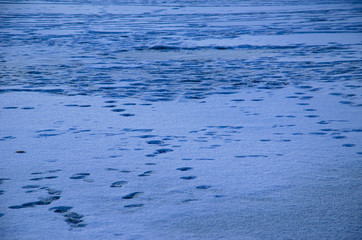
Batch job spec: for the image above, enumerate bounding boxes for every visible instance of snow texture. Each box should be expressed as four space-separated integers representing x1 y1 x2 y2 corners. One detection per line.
0 0 361 239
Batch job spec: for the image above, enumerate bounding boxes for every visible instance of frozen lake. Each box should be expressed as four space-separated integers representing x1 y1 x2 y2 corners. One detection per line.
0 0 361 239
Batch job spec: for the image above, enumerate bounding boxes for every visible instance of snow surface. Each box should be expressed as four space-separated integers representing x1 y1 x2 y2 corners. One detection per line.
0 0 361 239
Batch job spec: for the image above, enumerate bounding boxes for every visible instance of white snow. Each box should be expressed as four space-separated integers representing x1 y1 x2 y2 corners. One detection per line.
1 79 361 239
0 0 361 239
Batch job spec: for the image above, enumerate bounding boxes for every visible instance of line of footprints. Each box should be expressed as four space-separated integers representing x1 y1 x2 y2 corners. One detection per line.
5 164 212 229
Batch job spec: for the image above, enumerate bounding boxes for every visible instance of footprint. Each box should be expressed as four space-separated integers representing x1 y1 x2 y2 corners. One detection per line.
138 135 157 139
176 167 193 171
146 140 164 145
9 196 60 209
317 120 330 125
299 96 313 100
214 195 224 198
319 128 334 132
30 172 43 175
339 101 353 105
120 113 135 117
70 173 90 180
138 171 153 177
0 136 16 141
195 158 214 161
309 132 327 135
122 192 143 199
105 168 119 171
182 199 198 203
9 202 39 209
49 206 73 213
47 170 62 174
180 176 197 180
112 109 125 112
50 208 87 228
297 103 309 106
0 178 10 185
332 136 346 139
305 115 319 118
110 181 127 188
124 204 144 208
42 187 62 196
44 176 58 179
22 185 41 189
235 155 268 158
154 149 173 154
29 177 44 181
329 92 343 96
63 212 87 228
